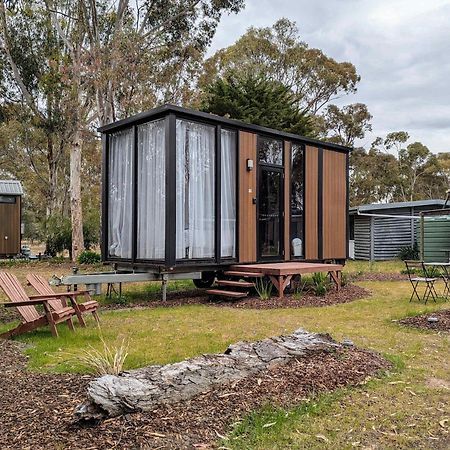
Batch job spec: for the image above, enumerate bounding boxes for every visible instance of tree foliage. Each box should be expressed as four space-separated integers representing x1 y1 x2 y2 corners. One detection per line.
199 18 360 115
200 73 313 136
350 134 449 206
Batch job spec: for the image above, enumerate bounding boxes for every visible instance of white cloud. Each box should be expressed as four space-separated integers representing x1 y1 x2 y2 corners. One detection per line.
211 0 450 152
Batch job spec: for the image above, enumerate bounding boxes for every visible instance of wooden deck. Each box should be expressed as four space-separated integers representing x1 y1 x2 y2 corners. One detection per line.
230 262 344 299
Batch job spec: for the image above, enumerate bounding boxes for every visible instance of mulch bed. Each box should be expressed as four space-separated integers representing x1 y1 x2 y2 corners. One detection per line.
0 339 390 450
101 283 370 312
399 309 450 332
350 272 408 282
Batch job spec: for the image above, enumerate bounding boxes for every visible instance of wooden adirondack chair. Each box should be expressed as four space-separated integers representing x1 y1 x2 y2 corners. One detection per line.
0 272 75 339
27 274 99 327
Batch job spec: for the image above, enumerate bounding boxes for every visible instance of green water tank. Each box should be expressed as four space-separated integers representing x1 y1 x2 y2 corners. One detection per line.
419 216 450 262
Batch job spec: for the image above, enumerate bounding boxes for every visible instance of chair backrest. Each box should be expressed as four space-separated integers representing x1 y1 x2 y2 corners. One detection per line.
26 274 65 311
404 260 425 280
0 272 41 323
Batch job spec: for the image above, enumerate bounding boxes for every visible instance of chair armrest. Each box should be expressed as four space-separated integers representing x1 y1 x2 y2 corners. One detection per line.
0 299 50 307
61 290 91 297
28 293 71 300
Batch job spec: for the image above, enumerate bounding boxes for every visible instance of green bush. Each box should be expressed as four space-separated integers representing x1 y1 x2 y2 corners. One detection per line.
397 244 419 261
311 272 331 296
42 212 101 258
78 250 101 264
254 278 273 300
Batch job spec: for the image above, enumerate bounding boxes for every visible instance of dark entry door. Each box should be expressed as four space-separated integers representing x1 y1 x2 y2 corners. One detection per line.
258 167 283 260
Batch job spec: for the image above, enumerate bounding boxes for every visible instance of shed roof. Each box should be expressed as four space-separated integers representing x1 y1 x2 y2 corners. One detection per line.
98 104 352 153
350 199 446 214
0 180 24 196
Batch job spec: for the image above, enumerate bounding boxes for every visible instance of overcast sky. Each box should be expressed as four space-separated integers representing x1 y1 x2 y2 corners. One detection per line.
209 0 450 153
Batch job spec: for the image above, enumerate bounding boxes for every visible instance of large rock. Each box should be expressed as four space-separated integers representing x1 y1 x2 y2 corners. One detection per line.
75 328 338 421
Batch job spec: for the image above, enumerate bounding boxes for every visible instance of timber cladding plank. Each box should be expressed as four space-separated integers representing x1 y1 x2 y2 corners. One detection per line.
238 131 257 262
304 146 318 260
322 150 347 259
0 199 20 255
284 141 291 261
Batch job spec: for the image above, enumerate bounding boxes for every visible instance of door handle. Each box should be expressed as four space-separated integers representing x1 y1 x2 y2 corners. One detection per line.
252 197 257 205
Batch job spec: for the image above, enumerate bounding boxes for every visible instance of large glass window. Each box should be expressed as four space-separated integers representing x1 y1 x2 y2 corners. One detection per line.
137 119 166 260
258 136 283 165
108 128 134 258
290 143 304 257
176 120 215 259
221 129 237 258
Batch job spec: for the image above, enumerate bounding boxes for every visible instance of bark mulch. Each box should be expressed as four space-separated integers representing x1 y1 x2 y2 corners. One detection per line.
350 272 408 282
0 339 389 450
399 309 450 332
102 284 370 312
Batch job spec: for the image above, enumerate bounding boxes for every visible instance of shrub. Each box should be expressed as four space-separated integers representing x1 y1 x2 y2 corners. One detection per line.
76 336 129 375
254 278 273 300
397 243 419 261
77 250 101 264
311 272 331 296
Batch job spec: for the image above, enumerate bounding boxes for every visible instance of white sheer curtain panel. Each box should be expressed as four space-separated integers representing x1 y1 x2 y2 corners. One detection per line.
176 120 215 259
137 120 166 259
108 128 134 258
221 129 237 258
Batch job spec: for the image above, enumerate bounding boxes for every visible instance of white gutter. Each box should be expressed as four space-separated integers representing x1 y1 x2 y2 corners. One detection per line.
356 211 420 220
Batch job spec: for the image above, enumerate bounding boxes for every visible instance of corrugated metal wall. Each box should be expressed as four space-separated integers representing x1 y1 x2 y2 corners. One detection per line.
372 207 413 260
353 204 446 260
354 216 371 260
420 216 450 262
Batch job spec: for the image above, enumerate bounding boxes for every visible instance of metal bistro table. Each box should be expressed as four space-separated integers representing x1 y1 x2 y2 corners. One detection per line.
424 262 450 299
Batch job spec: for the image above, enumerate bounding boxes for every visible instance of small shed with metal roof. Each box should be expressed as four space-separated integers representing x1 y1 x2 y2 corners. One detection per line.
0 180 23 256
349 199 447 260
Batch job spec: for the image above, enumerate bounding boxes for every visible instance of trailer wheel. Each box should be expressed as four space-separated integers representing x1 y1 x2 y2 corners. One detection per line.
193 272 215 288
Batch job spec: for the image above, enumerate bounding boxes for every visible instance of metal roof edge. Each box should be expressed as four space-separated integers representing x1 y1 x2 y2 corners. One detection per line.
97 104 352 153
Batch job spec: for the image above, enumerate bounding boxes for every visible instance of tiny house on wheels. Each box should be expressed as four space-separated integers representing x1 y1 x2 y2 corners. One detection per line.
0 180 23 257
99 105 350 286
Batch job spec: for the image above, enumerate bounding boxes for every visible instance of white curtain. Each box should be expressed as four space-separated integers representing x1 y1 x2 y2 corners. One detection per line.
176 120 215 259
221 129 236 258
108 128 134 258
137 120 166 259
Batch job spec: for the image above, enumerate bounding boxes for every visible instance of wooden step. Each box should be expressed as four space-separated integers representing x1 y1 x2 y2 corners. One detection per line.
206 289 248 298
224 271 264 278
217 280 254 288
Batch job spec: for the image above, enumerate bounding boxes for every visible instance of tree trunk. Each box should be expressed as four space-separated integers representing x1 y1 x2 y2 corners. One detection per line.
70 128 84 261
47 136 58 217
75 329 339 421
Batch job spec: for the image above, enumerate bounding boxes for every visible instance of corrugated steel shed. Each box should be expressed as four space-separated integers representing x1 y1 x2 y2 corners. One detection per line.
0 180 23 196
350 200 447 260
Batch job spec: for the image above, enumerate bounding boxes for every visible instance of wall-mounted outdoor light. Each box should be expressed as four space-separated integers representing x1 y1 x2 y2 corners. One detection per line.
246 158 254 171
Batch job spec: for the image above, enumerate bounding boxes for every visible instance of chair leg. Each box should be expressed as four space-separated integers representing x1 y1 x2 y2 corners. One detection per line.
92 310 100 324
66 317 75 331
410 281 421 302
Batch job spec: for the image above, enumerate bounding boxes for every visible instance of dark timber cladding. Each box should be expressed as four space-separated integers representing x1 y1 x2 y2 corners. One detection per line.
0 180 23 256
99 104 351 271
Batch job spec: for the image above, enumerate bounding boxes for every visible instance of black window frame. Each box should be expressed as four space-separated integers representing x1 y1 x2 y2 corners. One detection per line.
290 142 306 260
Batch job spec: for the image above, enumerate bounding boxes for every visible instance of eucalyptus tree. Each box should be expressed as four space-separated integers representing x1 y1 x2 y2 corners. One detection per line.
1 0 243 259
200 18 360 115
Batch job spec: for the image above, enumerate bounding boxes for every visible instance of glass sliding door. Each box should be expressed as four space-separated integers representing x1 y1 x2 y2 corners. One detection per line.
136 119 166 260
108 128 134 258
221 129 237 258
290 143 304 258
176 119 215 260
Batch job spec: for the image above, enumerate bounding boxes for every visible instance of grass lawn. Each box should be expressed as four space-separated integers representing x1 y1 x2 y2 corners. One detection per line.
0 260 449 448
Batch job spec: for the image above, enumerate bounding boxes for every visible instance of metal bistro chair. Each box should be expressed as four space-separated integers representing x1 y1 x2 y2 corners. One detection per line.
404 260 438 304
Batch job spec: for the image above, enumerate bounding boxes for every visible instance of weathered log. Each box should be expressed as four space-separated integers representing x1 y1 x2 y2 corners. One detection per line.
75 328 339 421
